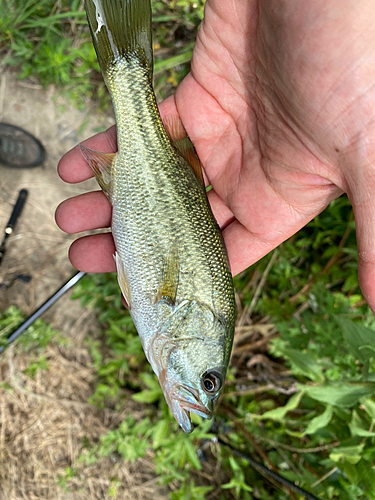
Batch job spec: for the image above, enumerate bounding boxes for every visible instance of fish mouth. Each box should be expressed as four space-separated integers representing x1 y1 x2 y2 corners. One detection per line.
170 384 212 433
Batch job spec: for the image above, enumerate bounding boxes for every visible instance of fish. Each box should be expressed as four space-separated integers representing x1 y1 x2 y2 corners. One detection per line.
82 0 235 433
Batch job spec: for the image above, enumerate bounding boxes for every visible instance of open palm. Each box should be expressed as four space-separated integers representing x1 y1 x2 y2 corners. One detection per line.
56 0 375 311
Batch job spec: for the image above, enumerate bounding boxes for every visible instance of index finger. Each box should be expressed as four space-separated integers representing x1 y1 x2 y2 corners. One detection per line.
58 125 117 183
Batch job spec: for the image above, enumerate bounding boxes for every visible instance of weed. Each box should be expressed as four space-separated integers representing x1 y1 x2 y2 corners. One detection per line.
0 305 64 386
0 0 203 106
23 355 49 378
64 193 375 499
0 305 62 351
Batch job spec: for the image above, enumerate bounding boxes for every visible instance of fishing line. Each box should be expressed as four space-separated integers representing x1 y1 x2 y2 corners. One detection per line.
217 437 322 500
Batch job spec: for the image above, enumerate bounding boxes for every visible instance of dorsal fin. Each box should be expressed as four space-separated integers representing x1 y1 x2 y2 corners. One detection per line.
162 115 204 186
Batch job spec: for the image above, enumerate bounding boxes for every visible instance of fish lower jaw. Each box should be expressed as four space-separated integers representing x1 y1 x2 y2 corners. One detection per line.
175 402 212 434
179 408 194 434
171 386 212 433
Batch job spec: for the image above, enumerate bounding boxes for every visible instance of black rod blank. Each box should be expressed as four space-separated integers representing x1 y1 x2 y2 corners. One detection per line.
218 438 322 500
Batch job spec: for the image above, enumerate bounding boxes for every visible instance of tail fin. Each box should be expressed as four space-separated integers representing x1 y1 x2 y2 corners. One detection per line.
84 0 153 74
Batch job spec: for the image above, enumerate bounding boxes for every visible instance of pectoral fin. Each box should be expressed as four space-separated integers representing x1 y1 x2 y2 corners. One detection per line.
162 115 204 186
156 244 179 306
80 144 116 202
114 252 131 309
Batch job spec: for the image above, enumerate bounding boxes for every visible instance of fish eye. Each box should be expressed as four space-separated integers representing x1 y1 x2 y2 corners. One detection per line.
201 371 222 395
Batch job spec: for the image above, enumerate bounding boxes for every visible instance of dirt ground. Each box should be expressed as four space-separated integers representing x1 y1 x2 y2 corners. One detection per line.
0 71 168 500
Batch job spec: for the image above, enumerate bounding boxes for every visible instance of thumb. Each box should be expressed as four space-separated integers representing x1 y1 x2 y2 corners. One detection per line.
158 95 179 121
350 191 375 313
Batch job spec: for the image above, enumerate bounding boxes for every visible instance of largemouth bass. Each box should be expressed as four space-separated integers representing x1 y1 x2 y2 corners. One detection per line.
83 0 235 432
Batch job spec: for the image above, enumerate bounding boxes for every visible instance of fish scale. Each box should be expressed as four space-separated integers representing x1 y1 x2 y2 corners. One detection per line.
110 62 227 319
83 0 235 432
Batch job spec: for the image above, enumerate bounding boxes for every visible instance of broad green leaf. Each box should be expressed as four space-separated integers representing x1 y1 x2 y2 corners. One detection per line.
362 398 375 420
154 46 194 74
349 295 364 307
139 372 160 390
152 419 170 449
330 443 365 465
335 316 375 363
304 383 375 408
280 348 324 382
221 479 239 490
221 475 252 494
229 456 240 472
304 405 333 435
349 410 375 437
340 462 359 485
191 413 203 425
132 373 163 403
132 388 162 404
183 439 201 470
261 391 304 420
342 274 359 293
285 429 304 438
357 459 375 495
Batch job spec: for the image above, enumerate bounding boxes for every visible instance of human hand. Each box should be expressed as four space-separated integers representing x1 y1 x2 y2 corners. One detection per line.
56 0 375 311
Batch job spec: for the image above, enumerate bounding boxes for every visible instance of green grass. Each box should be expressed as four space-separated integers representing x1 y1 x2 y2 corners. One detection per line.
66 196 375 500
0 0 203 107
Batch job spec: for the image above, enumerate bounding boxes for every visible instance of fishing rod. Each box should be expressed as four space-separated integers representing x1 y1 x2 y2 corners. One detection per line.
217 437 322 500
0 188 28 267
0 271 85 354
0 189 86 352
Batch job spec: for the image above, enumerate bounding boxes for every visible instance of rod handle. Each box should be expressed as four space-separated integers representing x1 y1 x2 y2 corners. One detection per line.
6 189 28 233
